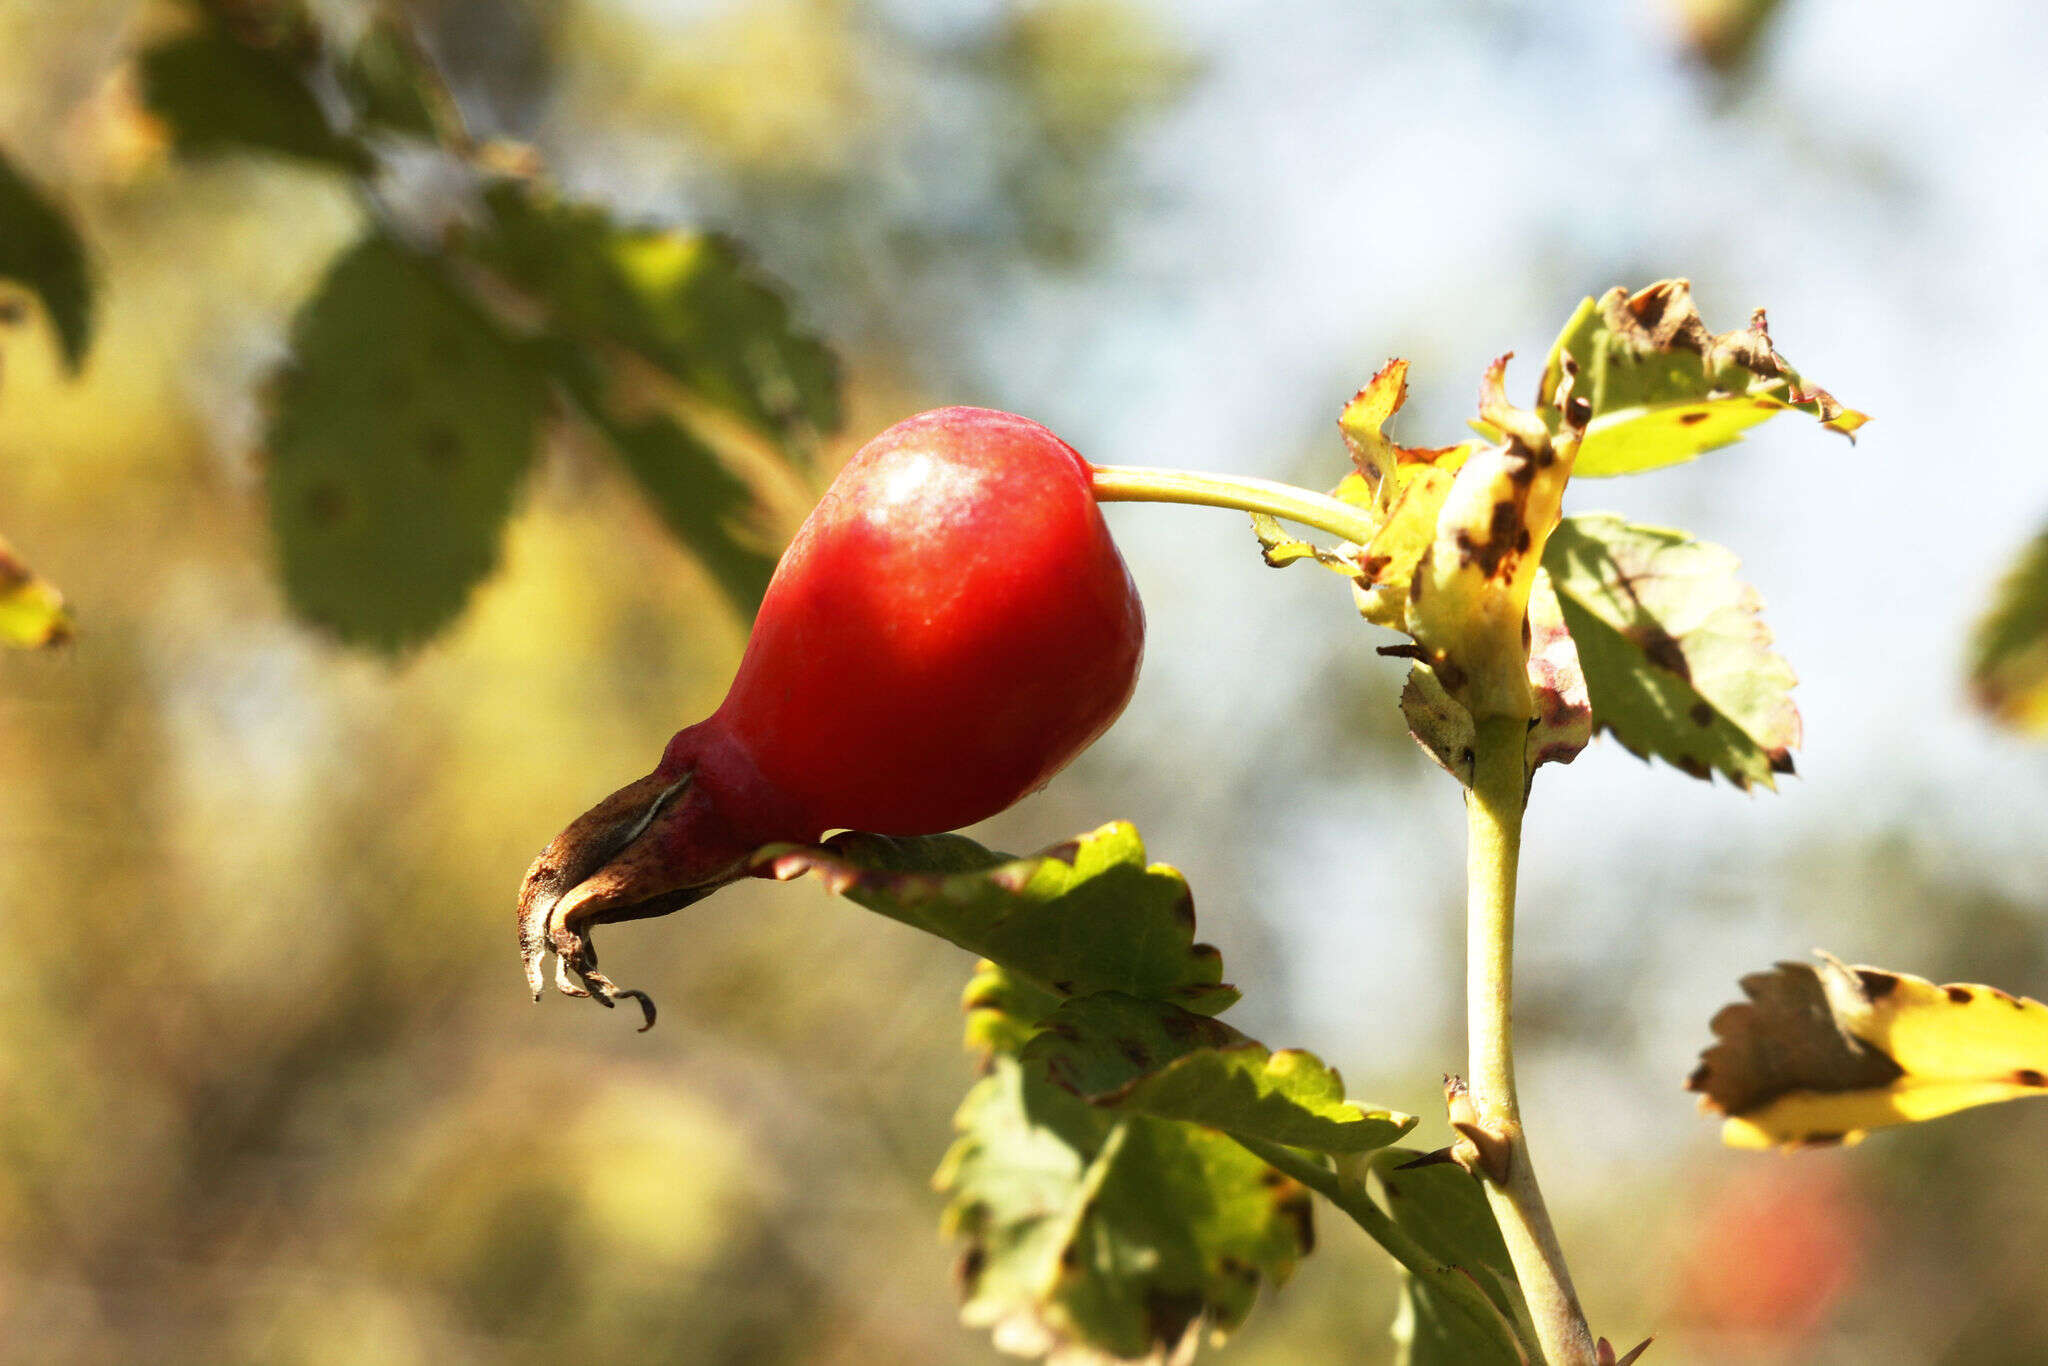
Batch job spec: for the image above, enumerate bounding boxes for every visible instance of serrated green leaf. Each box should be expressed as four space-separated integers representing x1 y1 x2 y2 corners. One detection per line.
139 19 374 173
938 967 1312 1364
338 13 457 142
756 822 1238 1016
1539 281 1865 477
1021 992 1414 1154
0 149 93 372
1543 513 1798 790
267 233 548 652
469 184 840 459
1969 524 2048 734
0 535 73 648
1369 1150 1531 1366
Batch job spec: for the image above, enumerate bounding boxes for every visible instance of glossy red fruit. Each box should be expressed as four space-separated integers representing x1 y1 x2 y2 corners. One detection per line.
519 406 1144 1024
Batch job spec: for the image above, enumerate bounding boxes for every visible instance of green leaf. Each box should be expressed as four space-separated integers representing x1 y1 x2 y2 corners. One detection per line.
552 353 779 619
469 183 840 459
1543 513 1799 790
1021 991 1414 1154
1969 523 2048 734
1539 280 1866 477
1369 1150 1531 1366
0 535 73 648
938 967 1312 1364
139 17 374 173
267 233 549 652
0 149 93 371
338 13 458 142
755 822 1238 1016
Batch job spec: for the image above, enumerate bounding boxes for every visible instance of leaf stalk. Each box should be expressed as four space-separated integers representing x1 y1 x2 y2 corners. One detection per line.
1088 464 1378 546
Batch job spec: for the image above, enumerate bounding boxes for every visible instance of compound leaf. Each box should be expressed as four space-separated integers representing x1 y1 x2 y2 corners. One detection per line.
939 965 1312 1364
1969 523 2048 734
1540 280 1865 477
267 233 549 652
755 822 1238 1016
0 535 72 648
0 148 93 371
139 15 373 173
1369 1150 1531 1366
1543 513 1798 790
1690 953 2048 1149
1021 991 1414 1154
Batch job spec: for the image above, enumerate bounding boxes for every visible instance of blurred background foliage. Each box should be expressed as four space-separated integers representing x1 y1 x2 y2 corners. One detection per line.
5 0 2048 1363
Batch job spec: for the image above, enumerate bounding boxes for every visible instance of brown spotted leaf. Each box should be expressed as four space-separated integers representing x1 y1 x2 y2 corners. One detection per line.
755 821 1238 1017
1543 513 1798 790
1969 522 2048 734
939 966 1314 1365
1402 568 1589 786
0 534 72 648
1020 991 1414 1154
1690 953 2048 1149
1536 280 1865 478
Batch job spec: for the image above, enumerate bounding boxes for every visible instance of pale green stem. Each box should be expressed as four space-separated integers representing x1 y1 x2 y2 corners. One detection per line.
1468 714 1597 1366
1089 464 1379 545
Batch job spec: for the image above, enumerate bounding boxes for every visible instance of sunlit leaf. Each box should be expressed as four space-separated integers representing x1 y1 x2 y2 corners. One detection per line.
469 183 840 460
1368 1149 1531 1366
267 233 549 652
553 355 778 618
755 822 1238 1016
1538 280 1865 477
0 535 73 648
1969 524 2048 734
1690 953 2048 1149
1020 991 1414 1154
0 148 93 372
138 16 373 173
939 965 1312 1364
1543 513 1798 790
1401 568 1589 786
338 13 457 142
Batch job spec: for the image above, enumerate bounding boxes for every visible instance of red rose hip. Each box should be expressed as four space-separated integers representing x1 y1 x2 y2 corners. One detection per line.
518 406 1145 1024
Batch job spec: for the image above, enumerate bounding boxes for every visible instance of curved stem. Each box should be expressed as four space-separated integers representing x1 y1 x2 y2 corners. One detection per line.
1089 464 1379 545
1467 714 1597 1366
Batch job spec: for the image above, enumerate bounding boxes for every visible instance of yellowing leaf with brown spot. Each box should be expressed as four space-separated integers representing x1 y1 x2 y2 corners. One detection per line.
1539 281 1866 478
0 535 72 648
1690 953 2048 1149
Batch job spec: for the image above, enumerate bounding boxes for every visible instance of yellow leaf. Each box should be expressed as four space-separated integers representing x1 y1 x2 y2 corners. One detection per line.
0 534 72 648
1690 953 2048 1150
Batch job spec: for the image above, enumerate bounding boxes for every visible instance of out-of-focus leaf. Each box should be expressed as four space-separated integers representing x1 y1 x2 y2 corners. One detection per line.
1538 280 1865 477
554 357 778 618
939 965 1312 1364
469 184 840 459
1020 991 1414 1154
1369 1149 1531 1366
1690 953 2048 1149
1543 513 1798 790
1402 568 1589 785
138 15 373 172
267 233 549 652
755 822 1237 1016
339 13 457 142
0 149 93 372
1672 0 1786 74
0 535 73 648
1969 524 2048 734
